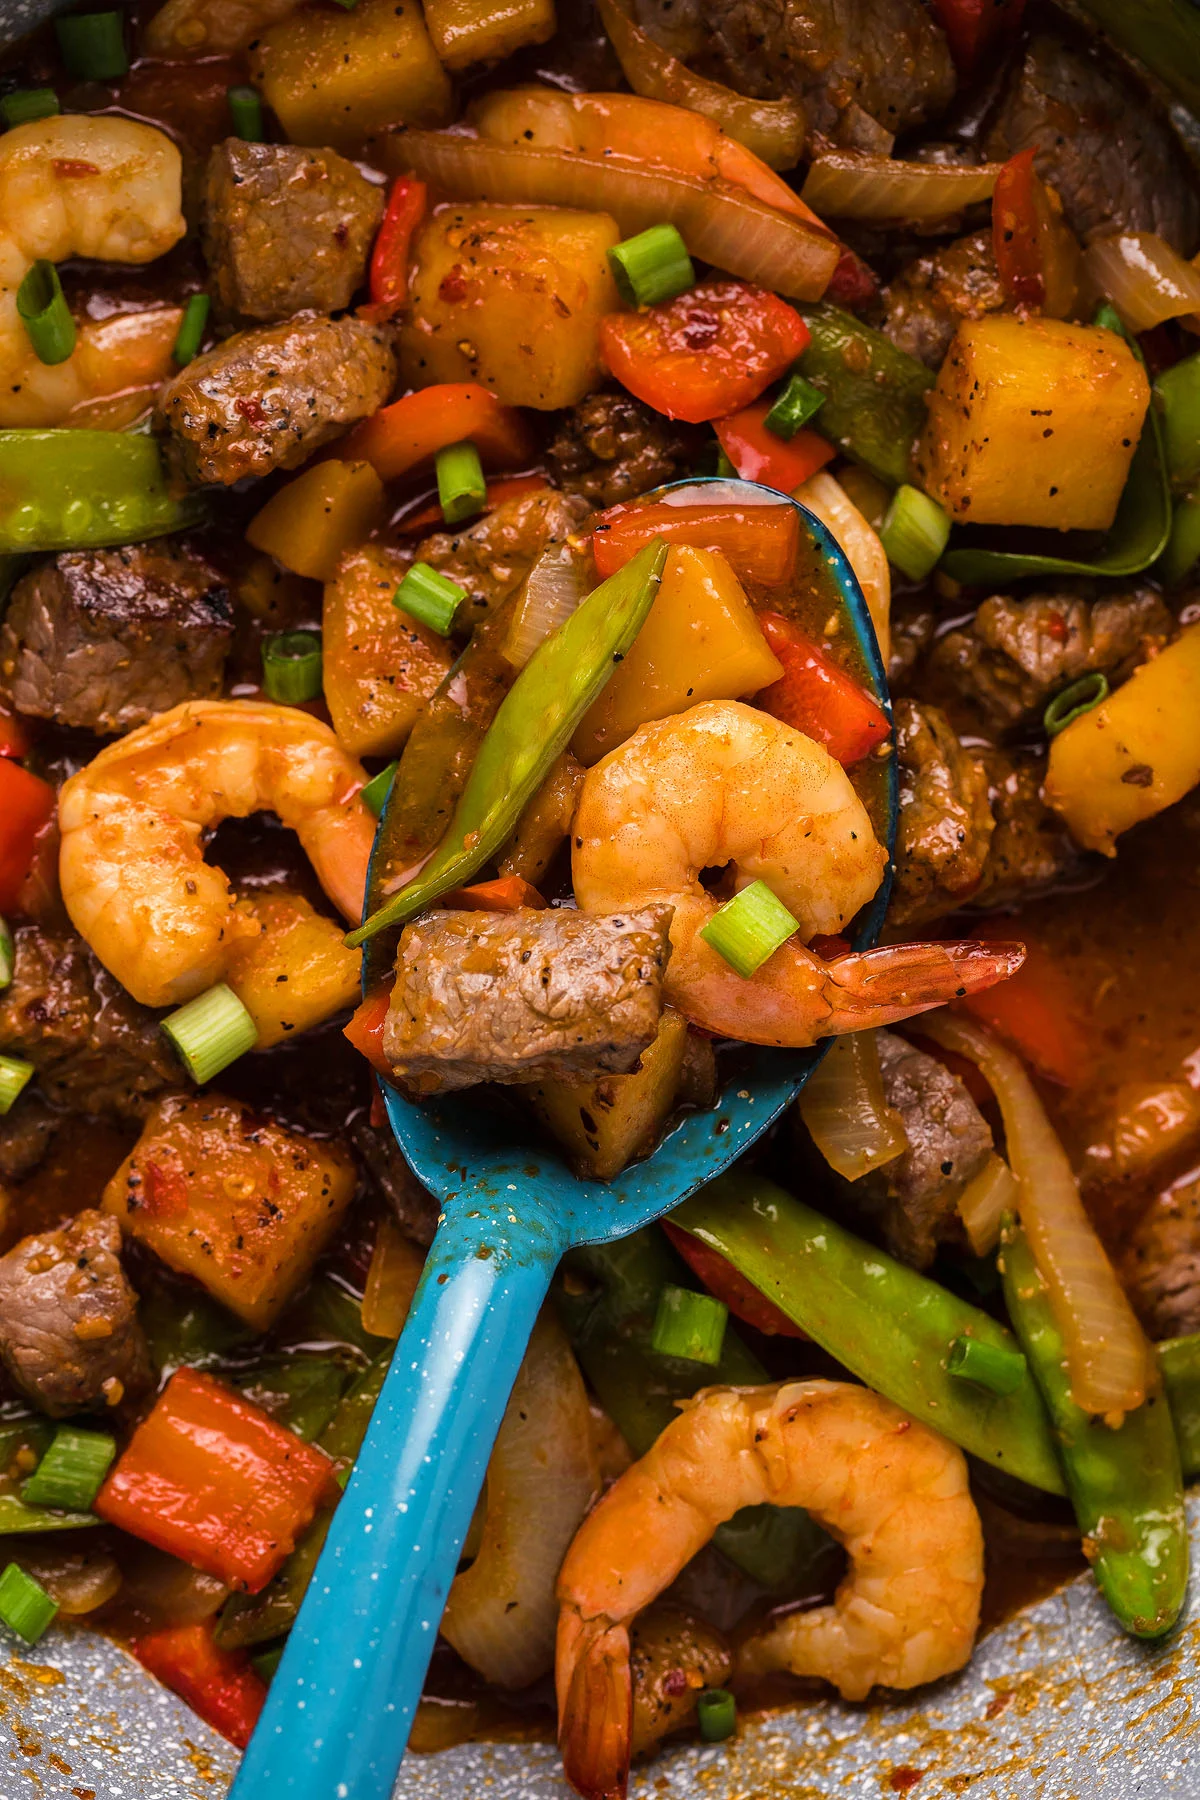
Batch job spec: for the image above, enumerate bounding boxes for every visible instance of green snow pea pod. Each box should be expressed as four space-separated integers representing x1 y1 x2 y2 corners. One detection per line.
0 430 203 553
1160 1332 1200 1480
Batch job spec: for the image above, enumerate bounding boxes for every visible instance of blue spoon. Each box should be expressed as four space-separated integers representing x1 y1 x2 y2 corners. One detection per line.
229 478 897 1800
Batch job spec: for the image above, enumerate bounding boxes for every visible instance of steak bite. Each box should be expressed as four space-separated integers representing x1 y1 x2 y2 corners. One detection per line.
155 312 395 486
384 905 674 1094
546 392 700 509
881 233 1007 371
1123 1173 1200 1340
203 139 384 323
888 699 994 929
0 1209 152 1416
0 544 233 736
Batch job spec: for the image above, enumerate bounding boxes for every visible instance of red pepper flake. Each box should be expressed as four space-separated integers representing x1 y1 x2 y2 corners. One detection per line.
235 396 268 428
52 158 100 178
142 1158 188 1220
438 266 470 305
888 1769 926 1793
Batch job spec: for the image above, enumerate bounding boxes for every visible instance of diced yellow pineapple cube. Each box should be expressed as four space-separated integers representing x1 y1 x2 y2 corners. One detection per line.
323 543 455 758
424 0 555 70
524 1009 688 1180
224 891 359 1048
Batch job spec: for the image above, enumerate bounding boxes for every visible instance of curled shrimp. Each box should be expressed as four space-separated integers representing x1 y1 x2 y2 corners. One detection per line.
572 699 1022 1045
556 1380 983 1800
0 116 186 428
58 700 375 1009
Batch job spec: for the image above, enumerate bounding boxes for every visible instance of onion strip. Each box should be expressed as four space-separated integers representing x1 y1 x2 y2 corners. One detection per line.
796 1031 907 1181
385 131 840 302
503 540 589 670
1083 232 1200 334
597 0 806 171
801 153 1002 222
920 1010 1148 1418
955 1150 1018 1256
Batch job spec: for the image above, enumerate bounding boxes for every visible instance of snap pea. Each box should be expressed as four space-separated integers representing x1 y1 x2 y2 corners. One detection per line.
793 304 932 488
1160 1333 1200 1480
670 1171 1065 1496
1076 0 1200 116
1000 1218 1187 1638
233 1354 356 1444
0 430 203 553
348 539 667 948
1155 352 1200 494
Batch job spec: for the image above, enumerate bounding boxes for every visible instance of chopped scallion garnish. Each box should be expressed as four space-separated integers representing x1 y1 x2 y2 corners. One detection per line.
54 10 128 79
714 448 737 480
1043 672 1109 738
435 441 486 526
227 84 264 142
608 223 695 309
173 293 211 366
360 760 398 818
0 1563 57 1643
879 483 951 583
946 1334 1027 1397
22 1426 115 1513
0 1056 33 1116
0 88 59 129
650 1284 728 1365
696 1687 737 1742
262 630 323 704
0 918 12 992
699 880 799 979
16 261 75 367
765 372 825 440
394 562 466 636
162 984 258 1084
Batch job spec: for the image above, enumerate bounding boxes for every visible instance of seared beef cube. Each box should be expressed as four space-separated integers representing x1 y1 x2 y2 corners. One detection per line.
985 31 1200 251
384 905 673 1094
413 488 589 627
881 233 1007 371
889 700 994 929
928 589 1173 734
546 393 699 509
0 1095 60 1184
847 1031 992 1270
973 747 1079 912
203 140 384 323
0 1210 152 1416
1122 1173 1200 1340
0 926 175 1122
0 544 232 736
155 312 395 486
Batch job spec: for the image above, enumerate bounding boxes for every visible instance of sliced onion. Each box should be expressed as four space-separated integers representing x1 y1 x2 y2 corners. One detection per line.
17 1544 122 1616
597 0 806 171
793 470 891 663
361 1215 425 1338
1083 232 1200 334
919 1011 1148 1419
503 541 590 670
955 1150 1018 1257
797 1030 907 1181
800 153 1002 222
441 1310 598 1689
386 132 840 302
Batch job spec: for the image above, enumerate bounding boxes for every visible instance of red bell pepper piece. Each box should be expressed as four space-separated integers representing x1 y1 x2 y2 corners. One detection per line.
825 246 879 310
714 399 835 494
930 0 1026 75
396 474 549 537
132 1621 266 1749
591 500 799 587
754 612 889 767
342 383 537 484
366 175 427 320
959 923 1090 1089
661 1221 806 1338
344 987 392 1075
95 1369 335 1594
991 148 1080 318
441 875 546 912
0 703 28 759
600 278 810 424
0 760 55 914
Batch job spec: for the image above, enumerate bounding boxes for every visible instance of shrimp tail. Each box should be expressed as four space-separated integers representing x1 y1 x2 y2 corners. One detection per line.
556 1606 633 1800
817 939 1026 1035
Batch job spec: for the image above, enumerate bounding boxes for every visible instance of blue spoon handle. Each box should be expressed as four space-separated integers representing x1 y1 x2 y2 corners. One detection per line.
229 1196 567 1800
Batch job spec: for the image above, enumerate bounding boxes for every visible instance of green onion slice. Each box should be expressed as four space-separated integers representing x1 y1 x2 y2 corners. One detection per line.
173 293 211 367
0 918 12 992
360 760 398 818
696 1687 737 1743
0 88 59 129
435 441 486 527
162 983 258 1085
394 562 466 636
227 84 264 142
608 223 695 309
0 1563 58 1644
0 1056 33 1116
946 1333 1028 1397
765 371 825 440
1043 672 1110 738
699 880 799 979
879 483 951 583
650 1284 728 1366
16 262 76 368
54 10 128 79
22 1426 115 1512
262 630 322 704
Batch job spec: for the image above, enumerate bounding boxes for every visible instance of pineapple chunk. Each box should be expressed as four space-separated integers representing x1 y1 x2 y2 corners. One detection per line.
524 1009 688 1180
399 204 620 409
916 316 1149 531
103 1094 356 1330
224 891 360 1049
249 0 452 152
572 546 783 765
424 0 555 69
323 543 455 758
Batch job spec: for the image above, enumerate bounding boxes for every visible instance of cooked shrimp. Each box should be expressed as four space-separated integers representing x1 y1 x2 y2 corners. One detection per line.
572 699 1022 1045
0 116 186 428
556 1380 983 1800
58 700 375 1009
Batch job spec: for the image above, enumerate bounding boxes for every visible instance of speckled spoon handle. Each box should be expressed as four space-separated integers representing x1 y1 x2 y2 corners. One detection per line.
228 1189 567 1800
